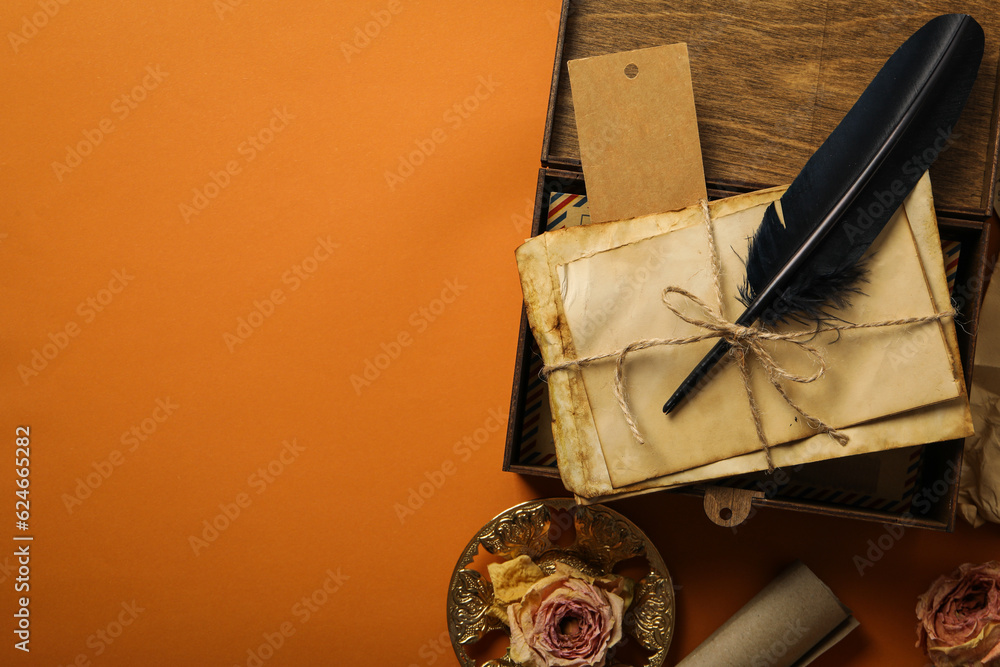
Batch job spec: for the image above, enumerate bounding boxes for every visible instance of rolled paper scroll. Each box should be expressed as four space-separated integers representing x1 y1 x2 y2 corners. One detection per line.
677 561 857 667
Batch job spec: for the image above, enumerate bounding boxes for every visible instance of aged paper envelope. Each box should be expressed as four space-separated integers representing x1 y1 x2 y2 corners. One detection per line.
517 174 972 498
563 186 957 485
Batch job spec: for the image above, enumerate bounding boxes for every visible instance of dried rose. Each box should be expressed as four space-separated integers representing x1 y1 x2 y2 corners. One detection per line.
917 561 1000 666
503 562 631 667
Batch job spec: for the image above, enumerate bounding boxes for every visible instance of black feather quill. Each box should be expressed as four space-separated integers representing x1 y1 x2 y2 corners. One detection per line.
663 14 984 415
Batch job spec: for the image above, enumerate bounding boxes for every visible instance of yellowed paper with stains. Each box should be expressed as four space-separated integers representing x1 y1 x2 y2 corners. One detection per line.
516 174 972 498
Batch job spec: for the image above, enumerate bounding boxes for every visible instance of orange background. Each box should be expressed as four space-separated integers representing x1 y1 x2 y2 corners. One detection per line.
2 1 999 665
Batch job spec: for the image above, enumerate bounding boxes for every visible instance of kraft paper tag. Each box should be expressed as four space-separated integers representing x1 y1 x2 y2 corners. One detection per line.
568 44 707 223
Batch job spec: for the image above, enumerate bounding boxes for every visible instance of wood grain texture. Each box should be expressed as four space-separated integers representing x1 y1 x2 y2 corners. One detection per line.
702 486 762 526
545 0 1000 216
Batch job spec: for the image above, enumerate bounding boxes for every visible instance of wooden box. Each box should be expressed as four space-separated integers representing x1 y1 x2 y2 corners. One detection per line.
503 0 1000 530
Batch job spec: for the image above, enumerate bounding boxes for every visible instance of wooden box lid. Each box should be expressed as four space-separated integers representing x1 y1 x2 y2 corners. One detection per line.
543 0 1000 218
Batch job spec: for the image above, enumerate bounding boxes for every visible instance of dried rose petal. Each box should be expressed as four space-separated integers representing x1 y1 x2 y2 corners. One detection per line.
489 555 548 604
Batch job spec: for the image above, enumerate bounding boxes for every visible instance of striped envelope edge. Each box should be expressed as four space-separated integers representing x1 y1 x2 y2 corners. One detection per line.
518 193 592 469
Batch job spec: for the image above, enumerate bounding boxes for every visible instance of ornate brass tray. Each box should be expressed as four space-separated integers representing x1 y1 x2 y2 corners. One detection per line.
446 498 673 666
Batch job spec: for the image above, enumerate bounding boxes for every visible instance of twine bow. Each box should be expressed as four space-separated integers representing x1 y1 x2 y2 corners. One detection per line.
542 200 956 472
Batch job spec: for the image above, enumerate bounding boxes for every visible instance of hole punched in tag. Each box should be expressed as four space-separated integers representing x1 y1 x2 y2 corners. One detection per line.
624 63 639 79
